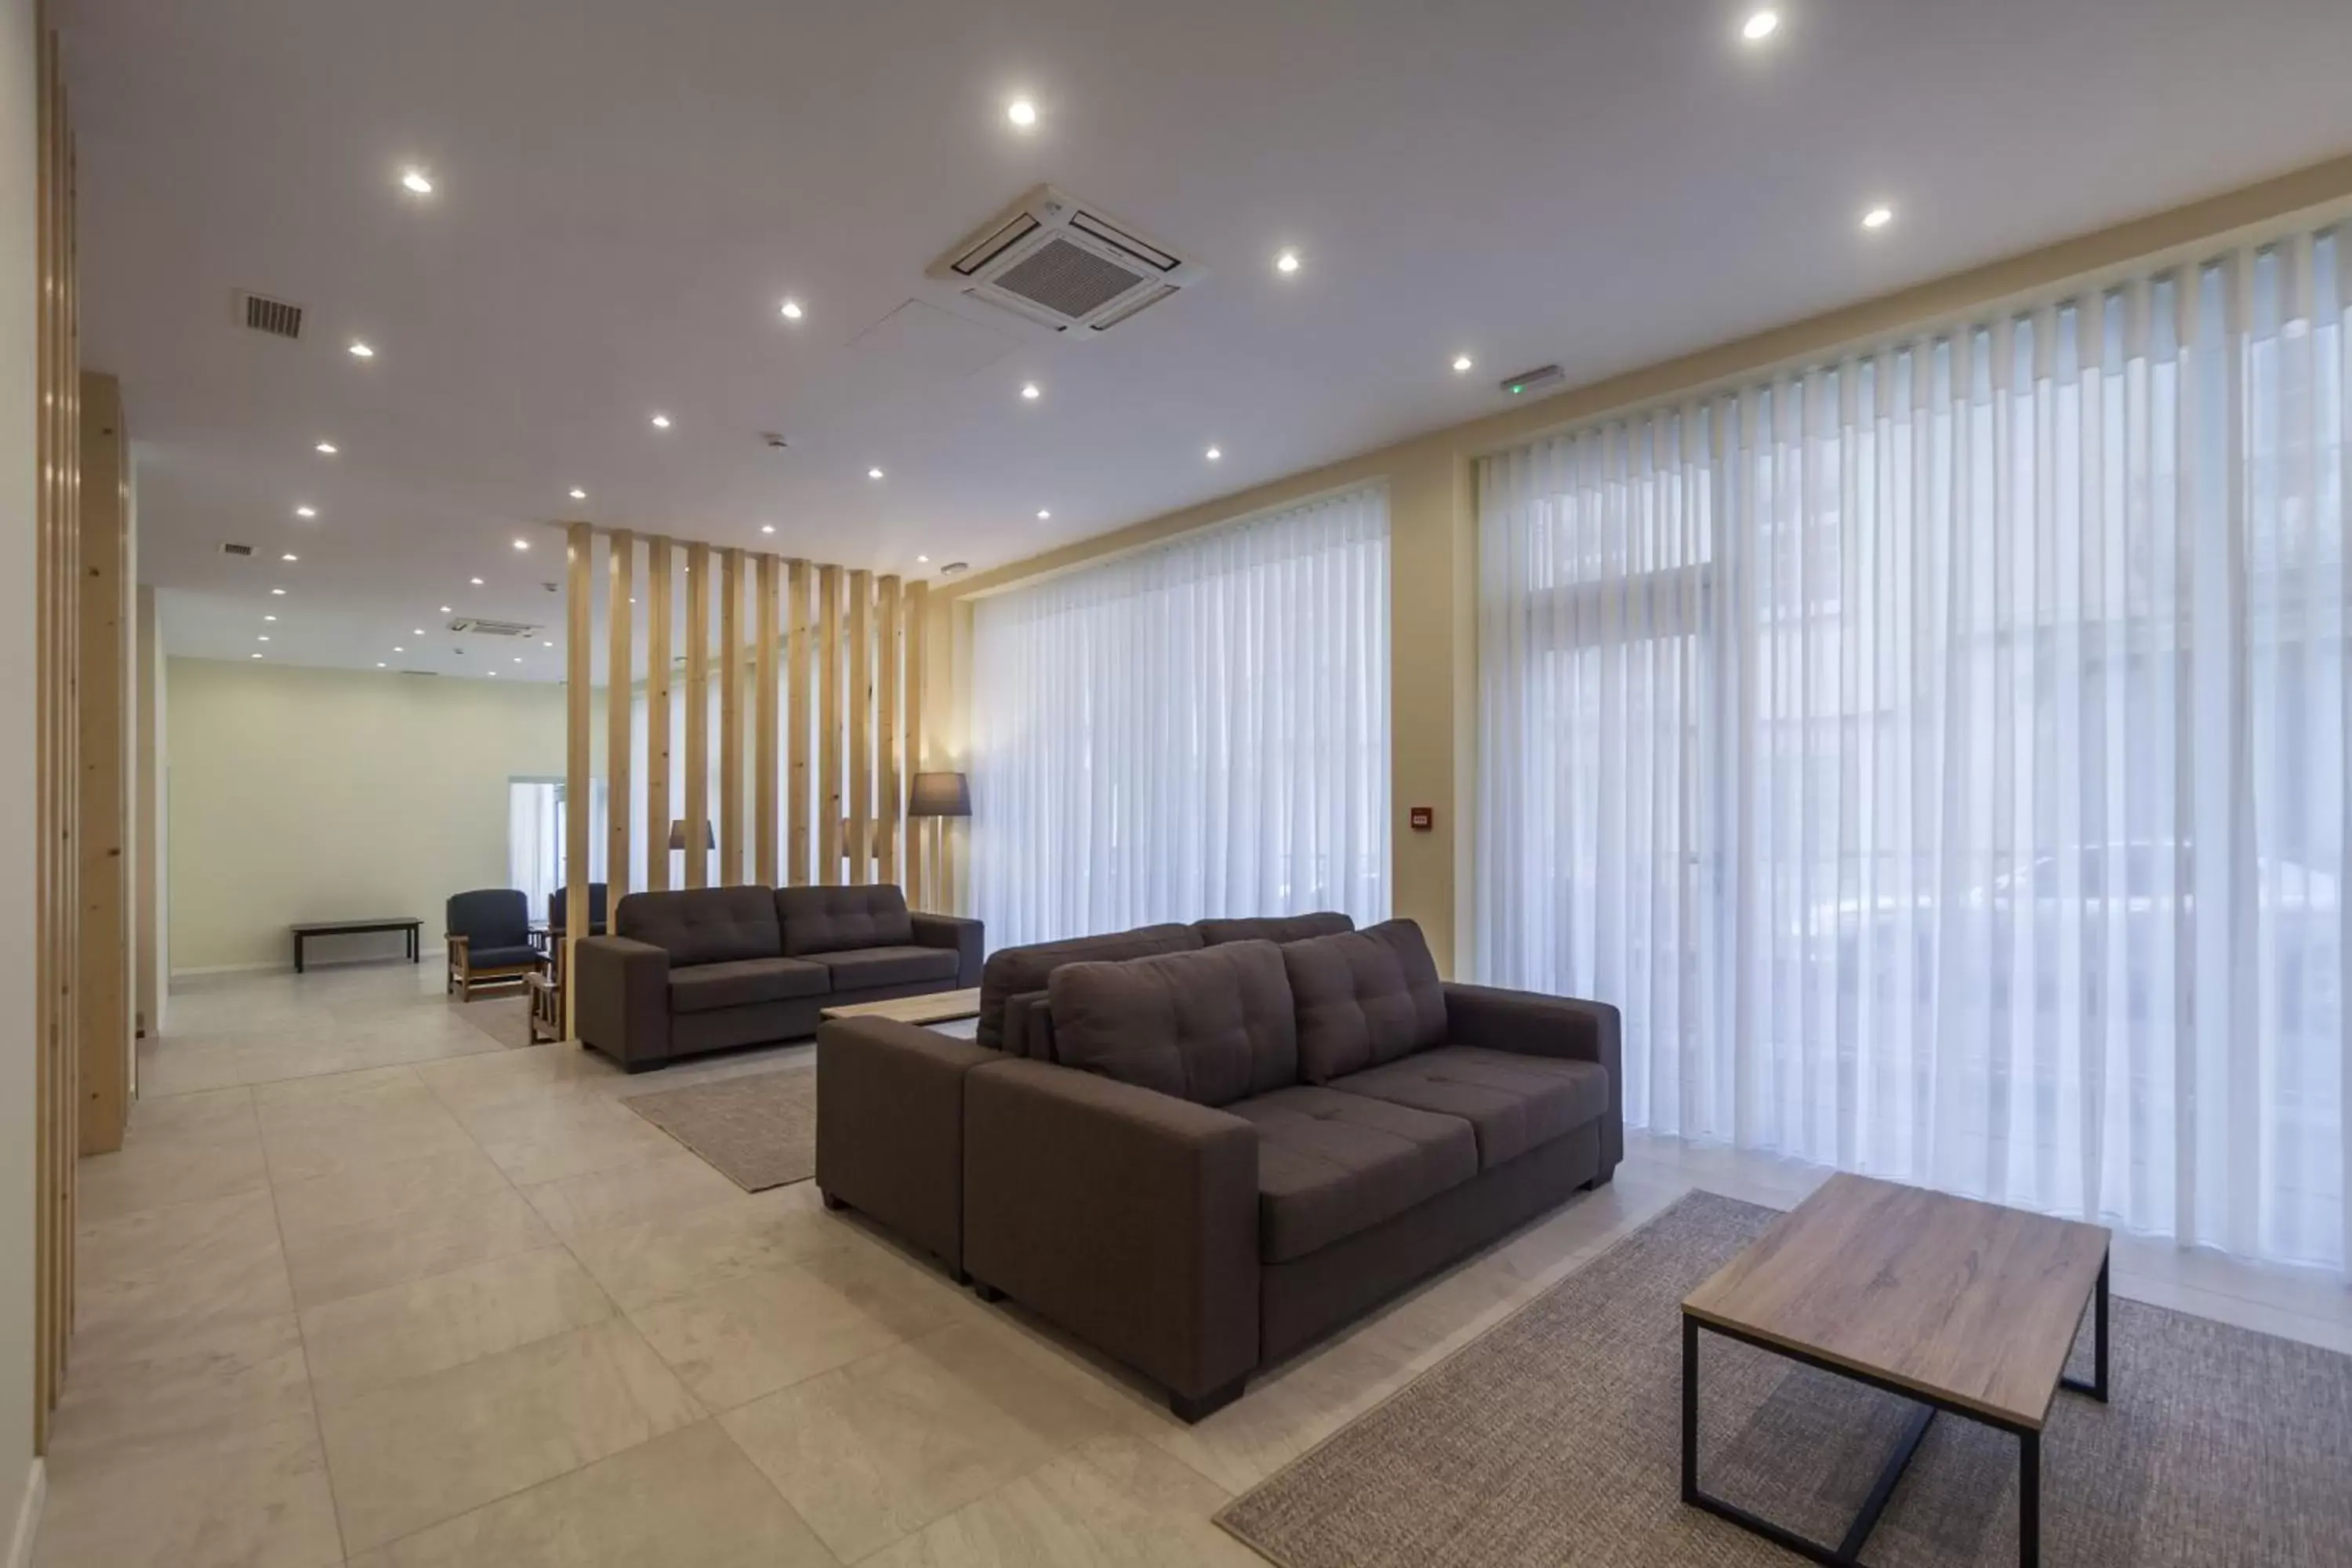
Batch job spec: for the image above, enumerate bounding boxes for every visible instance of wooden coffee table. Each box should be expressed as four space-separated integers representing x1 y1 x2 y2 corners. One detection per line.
819 986 981 1027
1681 1174 2110 1568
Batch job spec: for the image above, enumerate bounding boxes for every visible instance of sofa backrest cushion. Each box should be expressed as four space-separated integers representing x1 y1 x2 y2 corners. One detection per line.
1194 911 1356 946
975 923 1203 1051
1282 918 1448 1083
776 884 915 956
1047 940 1298 1107
615 886 781 968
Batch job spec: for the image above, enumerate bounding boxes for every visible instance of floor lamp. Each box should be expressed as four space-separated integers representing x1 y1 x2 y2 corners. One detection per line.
667 818 716 885
906 771 970 913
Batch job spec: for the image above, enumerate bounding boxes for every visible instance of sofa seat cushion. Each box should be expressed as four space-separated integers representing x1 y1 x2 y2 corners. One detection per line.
1047 941 1298 1109
462 942 541 970
1331 1047 1611 1170
1229 1087 1478 1263
1282 919 1450 1083
669 956 830 1014
822 944 961 992
778 884 916 956
616 886 782 967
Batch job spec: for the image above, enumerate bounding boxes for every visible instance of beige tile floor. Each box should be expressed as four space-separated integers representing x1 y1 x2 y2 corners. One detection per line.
42 963 2352 1566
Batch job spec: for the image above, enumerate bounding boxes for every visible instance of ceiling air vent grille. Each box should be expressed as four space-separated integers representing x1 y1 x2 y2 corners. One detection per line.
237 291 304 340
930 186 1203 336
447 618 540 638
220 542 255 557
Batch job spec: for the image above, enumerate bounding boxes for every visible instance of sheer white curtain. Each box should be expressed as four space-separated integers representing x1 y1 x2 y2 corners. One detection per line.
1478 225 2347 1271
974 484 1391 948
507 777 608 916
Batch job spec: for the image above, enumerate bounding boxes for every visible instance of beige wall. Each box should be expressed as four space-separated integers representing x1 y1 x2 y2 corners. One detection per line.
165 659 569 973
0 0 36 1544
930 151 2352 978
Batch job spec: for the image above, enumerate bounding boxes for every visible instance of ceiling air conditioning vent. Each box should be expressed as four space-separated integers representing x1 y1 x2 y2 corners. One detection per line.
930 186 1203 335
447 618 540 638
235 291 304 340
220 542 255 557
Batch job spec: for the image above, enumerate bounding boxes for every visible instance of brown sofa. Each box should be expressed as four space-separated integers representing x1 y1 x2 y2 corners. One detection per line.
814 912 1357 1283
574 883 981 1071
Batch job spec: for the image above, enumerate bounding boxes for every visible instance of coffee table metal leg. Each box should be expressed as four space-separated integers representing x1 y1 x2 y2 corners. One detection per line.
2019 1428 2040 1568
1681 1312 1699 1505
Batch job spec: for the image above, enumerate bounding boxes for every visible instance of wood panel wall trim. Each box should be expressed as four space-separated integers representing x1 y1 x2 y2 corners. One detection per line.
604 530 634 905
74 371 126 1156
683 541 710 889
753 554 779 886
563 524 592 1036
877 575 902 888
905 579 928 909
847 569 872 886
816 564 842 884
786 560 811 886
717 547 743 885
644 539 673 892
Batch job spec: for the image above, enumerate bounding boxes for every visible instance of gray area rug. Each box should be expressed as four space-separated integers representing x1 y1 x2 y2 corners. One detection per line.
455 995 534 1050
1219 1190 2352 1567
621 1068 815 1192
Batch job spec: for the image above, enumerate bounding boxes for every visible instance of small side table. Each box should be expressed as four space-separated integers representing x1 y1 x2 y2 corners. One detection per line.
527 971 564 1044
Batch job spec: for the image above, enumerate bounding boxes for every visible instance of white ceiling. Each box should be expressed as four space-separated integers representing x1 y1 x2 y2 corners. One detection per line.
62 0 2352 681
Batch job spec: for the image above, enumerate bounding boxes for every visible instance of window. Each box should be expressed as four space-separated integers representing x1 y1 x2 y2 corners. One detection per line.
507 777 606 917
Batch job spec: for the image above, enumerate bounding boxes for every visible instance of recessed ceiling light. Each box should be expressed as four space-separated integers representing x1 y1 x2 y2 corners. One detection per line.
281 552 297 562
1274 251 1301 276
513 656 522 663
513 539 529 551
867 466 885 480
1861 204 1895 230
1742 9 1780 42
251 652 263 659
916 554 930 564
263 615 276 622
400 168 434 195
294 504 316 518
779 299 804 321
1007 97 1037 127
568 486 586 501
760 524 775 534
650 413 672 430
412 628 424 636
486 670 497 678
439 605 452 613
256 635 270 642
1452 354 1475 373
1205 445 1222 461
314 441 338 456
1020 383 1040 401
271 587 287 596
394 646 405 654
347 340 375 359
1036 509 1051 520
470 576 484 586
377 662 387 669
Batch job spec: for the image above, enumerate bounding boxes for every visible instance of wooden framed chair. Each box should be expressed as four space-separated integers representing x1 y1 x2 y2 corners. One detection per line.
445 888 543 1000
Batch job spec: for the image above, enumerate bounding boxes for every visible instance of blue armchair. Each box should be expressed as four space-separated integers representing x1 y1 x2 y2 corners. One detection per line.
445 888 542 1000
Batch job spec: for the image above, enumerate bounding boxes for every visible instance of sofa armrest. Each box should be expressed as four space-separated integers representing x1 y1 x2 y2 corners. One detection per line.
1442 982 1622 1173
575 936 671 1069
999 989 1054 1059
909 913 985 987
964 1059 1258 1405
815 1018 994 1274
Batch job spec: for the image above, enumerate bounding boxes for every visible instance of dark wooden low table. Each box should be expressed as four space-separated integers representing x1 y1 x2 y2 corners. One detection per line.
1681 1174 2111 1568
290 916 423 974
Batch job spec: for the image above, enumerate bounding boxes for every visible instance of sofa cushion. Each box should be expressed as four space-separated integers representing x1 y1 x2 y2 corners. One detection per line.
1195 912 1356 946
975 923 1204 1051
616 887 782 967
1047 941 1298 1108
1331 1047 1610 1170
822 944 961 991
1282 919 1449 1083
777 884 916 956
668 955 830 1014
1229 1087 1478 1263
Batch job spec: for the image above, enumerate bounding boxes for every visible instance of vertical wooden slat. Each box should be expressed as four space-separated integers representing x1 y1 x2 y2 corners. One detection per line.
718 547 743 884
645 539 673 891
32 16 61 1436
75 371 127 1155
877 575 901 889
817 564 842 883
786 560 811 884
754 554 779 885
605 529 633 906
684 542 710 888
564 524 592 1036
904 579 929 909
847 569 872 885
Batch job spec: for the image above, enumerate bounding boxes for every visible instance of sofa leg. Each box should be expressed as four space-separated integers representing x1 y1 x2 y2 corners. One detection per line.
1587 1171 1614 1189
973 1282 1006 1305
1168 1375 1247 1425
951 1267 971 1287
819 1189 848 1212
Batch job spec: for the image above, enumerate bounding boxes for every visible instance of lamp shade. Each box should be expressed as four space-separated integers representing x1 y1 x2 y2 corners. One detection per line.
907 771 971 818
667 818 717 851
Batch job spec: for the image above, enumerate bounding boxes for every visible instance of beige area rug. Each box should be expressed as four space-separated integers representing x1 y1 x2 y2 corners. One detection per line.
453 994 535 1050
621 1068 815 1192
1218 1190 2352 1567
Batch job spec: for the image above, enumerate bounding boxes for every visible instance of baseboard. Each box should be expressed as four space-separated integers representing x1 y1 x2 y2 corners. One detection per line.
169 960 284 978
6 1457 43 1568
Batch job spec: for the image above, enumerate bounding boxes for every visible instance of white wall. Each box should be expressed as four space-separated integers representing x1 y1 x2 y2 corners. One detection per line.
165 658 569 972
0 0 39 1551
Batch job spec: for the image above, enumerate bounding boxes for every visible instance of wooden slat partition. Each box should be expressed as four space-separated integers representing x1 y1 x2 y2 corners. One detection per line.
817 564 842 883
906 579 929 907
683 542 710 888
847 569 872 884
786 560 811 884
877 575 902 887
76 372 127 1156
605 531 633 904
644 539 672 891
754 554 779 885
564 524 592 1035
718 548 743 884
